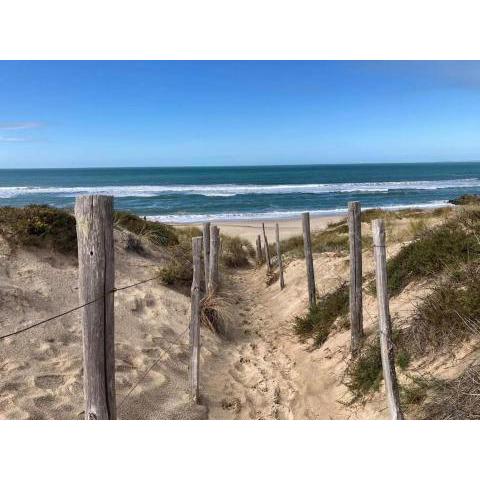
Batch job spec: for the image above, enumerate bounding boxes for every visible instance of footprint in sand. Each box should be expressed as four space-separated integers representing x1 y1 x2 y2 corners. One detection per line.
33 394 56 409
34 374 65 389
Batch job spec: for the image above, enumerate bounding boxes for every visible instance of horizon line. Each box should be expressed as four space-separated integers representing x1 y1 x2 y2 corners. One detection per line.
1 159 480 170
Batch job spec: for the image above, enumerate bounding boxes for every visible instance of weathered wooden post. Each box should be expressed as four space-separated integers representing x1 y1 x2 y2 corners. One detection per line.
372 219 404 420
202 222 211 291
75 195 116 420
190 236 202 403
302 212 316 308
208 225 220 295
262 222 272 271
275 223 285 289
255 234 263 266
348 201 363 355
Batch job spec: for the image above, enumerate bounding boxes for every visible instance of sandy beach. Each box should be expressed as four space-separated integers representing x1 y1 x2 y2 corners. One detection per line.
189 214 345 243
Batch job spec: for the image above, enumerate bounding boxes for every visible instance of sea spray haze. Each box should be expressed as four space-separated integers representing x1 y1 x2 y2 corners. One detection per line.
1 162 480 222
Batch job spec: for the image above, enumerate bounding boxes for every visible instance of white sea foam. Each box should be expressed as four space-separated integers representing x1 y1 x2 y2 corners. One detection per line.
146 201 451 224
0 178 478 198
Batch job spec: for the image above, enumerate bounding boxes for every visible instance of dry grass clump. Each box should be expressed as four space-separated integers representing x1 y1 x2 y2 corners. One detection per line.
422 364 480 419
402 262 480 356
0 204 77 255
221 235 254 268
200 292 233 337
114 211 178 247
294 283 349 346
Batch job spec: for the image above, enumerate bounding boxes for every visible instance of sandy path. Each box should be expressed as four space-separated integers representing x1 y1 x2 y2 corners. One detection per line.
201 257 360 420
202 268 298 419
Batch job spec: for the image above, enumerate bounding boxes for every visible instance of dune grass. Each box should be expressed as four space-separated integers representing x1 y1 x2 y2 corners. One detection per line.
221 235 255 268
294 283 349 346
114 211 178 247
0 204 77 255
280 222 350 258
400 261 480 356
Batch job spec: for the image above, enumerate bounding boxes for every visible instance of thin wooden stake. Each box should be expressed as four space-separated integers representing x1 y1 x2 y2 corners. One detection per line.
348 201 363 354
190 236 202 403
302 212 316 308
208 225 220 295
75 195 116 420
372 219 404 420
262 222 272 272
275 223 285 289
202 222 210 292
255 234 263 266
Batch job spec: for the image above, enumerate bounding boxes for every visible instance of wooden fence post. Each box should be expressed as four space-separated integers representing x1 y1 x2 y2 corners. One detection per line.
262 222 272 271
202 222 210 291
372 219 404 420
275 223 285 289
255 234 263 266
348 201 363 354
302 212 316 308
190 236 202 403
208 225 220 295
75 195 116 420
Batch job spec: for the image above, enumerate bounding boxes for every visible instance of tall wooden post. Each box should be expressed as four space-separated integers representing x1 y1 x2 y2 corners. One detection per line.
190 236 202 403
372 219 404 420
348 201 363 354
302 212 316 308
208 225 220 295
255 234 263 266
202 222 211 291
275 223 285 289
262 222 272 272
75 195 116 420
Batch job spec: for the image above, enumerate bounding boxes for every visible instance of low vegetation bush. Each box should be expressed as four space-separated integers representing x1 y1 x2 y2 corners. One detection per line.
281 223 350 258
294 283 349 345
345 331 409 402
375 218 480 296
449 194 480 206
157 226 202 288
114 211 178 247
0 205 77 255
221 235 254 268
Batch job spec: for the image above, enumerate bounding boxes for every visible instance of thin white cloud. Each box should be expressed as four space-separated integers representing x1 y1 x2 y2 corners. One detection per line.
0 121 43 131
0 136 31 142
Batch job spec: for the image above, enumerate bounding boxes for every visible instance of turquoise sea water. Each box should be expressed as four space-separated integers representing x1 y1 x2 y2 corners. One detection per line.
1 163 480 222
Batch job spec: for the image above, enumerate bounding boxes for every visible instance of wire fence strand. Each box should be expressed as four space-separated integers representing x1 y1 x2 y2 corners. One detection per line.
117 325 190 413
0 273 166 341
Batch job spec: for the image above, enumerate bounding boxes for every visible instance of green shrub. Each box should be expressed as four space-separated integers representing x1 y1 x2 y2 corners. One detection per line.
0 205 77 255
294 283 349 345
345 331 409 401
114 211 178 247
221 235 254 268
345 339 383 400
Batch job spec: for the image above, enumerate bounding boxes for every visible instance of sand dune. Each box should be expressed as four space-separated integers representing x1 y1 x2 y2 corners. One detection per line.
1 213 475 419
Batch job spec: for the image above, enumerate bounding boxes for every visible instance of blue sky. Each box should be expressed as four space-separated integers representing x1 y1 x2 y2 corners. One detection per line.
1 61 480 168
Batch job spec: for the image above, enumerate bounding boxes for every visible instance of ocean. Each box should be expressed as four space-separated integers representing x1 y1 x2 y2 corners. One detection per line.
1 162 480 223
